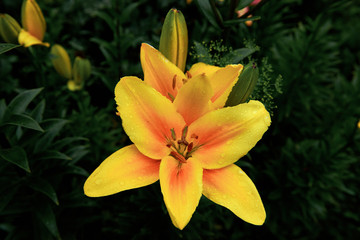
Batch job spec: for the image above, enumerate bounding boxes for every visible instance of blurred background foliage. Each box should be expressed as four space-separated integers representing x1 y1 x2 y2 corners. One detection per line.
0 0 359 239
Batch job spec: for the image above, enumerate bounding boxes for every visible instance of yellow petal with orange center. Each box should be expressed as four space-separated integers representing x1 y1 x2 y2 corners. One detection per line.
189 100 271 169
159 156 203 230
21 0 46 41
115 77 186 159
84 145 160 197
173 73 213 125
141 43 187 100
189 63 243 109
203 164 266 225
18 29 49 47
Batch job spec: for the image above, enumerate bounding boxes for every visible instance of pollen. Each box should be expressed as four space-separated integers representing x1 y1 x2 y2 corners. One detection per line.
166 127 199 163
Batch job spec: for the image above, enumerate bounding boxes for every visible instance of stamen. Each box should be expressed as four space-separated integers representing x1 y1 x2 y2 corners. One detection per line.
182 78 187 84
166 143 172 148
187 142 193 152
172 75 177 90
170 128 176 141
168 93 175 101
181 126 188 141
170 151 187 163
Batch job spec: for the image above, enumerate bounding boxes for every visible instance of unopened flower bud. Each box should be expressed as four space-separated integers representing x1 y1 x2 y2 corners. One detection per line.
68 56 91 91
50 44 72 79
19 0 49 47
159 8 188 72
226 62 259 106
0 14 21 44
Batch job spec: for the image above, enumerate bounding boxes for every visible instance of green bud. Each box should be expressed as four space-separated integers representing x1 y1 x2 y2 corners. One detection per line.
226 62 259 106
68 56 91 91
159 8 188 72
0 14 21 44
50 44 72 79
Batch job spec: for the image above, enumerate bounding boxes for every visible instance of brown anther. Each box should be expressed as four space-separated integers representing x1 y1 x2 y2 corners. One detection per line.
170 151 187 163
182 78 187 84
172 75 177 90
186 71 192 78
187 142 193 152
166 143 172 148
191 133 198 139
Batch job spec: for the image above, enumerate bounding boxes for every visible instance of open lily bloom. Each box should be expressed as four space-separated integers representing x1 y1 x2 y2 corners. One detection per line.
84 73 271 229
141 43 243 109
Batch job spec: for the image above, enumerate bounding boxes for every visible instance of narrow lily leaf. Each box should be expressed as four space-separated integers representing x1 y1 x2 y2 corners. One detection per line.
0 185 18 212
195 0 222 29
28 177 59 205
38 150 71 161
0 43 21 54
223 16 261 27
31 99 45 122
223 48 257 63
34 119 68 153
236 0 254 10
0 99 6 123
3 113 44 132
0 146 30 172
6 88 43 115
63 165 89 177
35 201 60 239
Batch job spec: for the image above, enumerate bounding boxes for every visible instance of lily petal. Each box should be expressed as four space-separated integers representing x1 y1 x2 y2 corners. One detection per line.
160 156 203 230
189 63 243 109
203 164 266 225
18 29 49 47
208 64 243 109
21 0 46 41
141 43 187 100
115 77 185 159
173 73 213 125
84 145 160 197
189 100 271 169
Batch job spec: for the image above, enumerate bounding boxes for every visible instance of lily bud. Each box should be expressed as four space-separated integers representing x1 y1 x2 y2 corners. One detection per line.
226 62 259 106
0 14 21 44
19 0 49 47
50 44 72 79
159 8 188 72
68 56 91 91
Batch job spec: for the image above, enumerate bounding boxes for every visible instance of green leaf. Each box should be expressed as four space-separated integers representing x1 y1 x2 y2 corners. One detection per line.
31 99 46 122
223 16 261 27
223 47 257 63
0 99 6 123
34 119 68 153
195 0 222 29
0 146 30 172
6 88 43 115
38 150 71 161
3 113 44 132
28 177 59 205
0 43 21 55
236 0 254 10
64 165 89 177
35 201 60 239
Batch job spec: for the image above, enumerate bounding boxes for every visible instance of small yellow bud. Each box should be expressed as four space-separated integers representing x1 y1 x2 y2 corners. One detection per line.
21 0 46 41
0 14 21 44
68 56 91 91
226 63 259 106
159 8 188 72
50 44 72 79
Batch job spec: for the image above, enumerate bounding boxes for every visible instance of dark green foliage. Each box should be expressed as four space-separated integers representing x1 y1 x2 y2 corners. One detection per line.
1 0 359 239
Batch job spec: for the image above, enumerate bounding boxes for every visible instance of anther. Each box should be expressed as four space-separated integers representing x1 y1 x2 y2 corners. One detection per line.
170 151 187 163
172 75 177 90
187 142 193 152
182 78 187 84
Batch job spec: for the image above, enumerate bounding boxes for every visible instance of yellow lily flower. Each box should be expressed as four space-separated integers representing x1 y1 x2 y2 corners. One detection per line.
18 0 49 47
84 74 271 229
50 44 72 79
141 43 243 109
